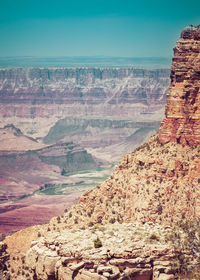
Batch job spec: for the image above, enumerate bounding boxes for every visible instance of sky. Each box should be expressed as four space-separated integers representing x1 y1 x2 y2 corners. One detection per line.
0 0 199 58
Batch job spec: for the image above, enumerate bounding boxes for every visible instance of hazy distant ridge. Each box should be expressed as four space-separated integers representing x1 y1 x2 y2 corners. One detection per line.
0 56 171 69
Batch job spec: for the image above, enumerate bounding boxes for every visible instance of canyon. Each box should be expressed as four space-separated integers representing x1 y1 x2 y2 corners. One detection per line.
1 25 199 280
0 66 170 234
0 124 99 235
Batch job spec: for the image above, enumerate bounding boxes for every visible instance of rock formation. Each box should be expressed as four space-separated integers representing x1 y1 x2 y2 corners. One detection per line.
2 26 200 280
159 25 200 146
24 223 183 280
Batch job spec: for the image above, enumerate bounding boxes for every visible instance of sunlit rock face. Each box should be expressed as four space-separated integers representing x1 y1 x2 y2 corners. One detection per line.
159 25 200 146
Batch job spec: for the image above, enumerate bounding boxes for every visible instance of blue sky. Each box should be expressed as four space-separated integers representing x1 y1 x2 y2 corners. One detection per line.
0 0 199 57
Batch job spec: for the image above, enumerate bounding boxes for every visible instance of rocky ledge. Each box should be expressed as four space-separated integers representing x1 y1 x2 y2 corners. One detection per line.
19 223 192 280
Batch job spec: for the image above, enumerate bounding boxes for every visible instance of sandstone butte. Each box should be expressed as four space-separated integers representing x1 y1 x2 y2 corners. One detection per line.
1 25 200 280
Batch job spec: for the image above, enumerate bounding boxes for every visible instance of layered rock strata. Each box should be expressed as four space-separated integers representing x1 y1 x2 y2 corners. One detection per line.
159 25 200 145
0 68 169 138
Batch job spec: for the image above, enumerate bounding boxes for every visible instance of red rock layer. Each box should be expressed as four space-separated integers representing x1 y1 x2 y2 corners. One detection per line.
159 25 200 145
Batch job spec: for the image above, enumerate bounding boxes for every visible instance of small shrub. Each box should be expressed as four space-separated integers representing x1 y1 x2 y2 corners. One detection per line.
97 216 102 224
109 218 115 224
157 205 163 215
118 265 125 273
69 212 72 218
21 256 25 264
61 168 67 176
93 237 102 248
88 221 94 227
149 233 160 241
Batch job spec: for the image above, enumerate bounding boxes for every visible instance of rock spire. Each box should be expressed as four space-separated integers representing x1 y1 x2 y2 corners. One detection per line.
158 25 200 145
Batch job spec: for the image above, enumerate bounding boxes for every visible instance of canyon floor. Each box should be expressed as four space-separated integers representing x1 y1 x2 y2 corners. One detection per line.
0 162 113 236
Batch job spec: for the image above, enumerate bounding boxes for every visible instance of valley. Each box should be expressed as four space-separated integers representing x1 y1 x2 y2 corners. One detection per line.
0 66 170 235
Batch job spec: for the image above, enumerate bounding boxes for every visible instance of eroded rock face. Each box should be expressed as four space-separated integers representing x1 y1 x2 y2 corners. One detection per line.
159 25 200 146
23 223 179 280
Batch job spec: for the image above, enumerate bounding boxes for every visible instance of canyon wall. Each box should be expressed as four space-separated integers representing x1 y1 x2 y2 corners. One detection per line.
159 25 200 145
0 68 169 138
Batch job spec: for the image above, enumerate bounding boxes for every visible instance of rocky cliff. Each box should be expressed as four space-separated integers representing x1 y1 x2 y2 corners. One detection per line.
3 26 200 280
159 25 200 145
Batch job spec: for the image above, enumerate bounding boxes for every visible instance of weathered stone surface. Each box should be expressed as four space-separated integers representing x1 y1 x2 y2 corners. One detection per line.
22 223 180 280
159 25 200 146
